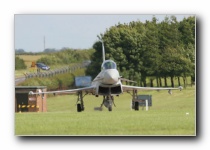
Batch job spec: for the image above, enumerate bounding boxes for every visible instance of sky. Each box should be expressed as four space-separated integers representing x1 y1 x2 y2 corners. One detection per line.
15 14 192 52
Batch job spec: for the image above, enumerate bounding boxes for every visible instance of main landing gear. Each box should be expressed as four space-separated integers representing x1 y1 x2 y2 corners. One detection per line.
127 90 139 111
76 91 87 112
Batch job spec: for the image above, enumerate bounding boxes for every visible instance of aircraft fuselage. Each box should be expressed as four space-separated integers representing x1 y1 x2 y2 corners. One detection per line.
92 60 123 96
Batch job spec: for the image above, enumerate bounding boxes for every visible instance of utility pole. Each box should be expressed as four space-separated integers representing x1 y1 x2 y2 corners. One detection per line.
44 36 45 51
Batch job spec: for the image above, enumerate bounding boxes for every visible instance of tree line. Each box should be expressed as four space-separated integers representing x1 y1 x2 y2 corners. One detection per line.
36 48 94 66
86 16 195 88
15 48 94 70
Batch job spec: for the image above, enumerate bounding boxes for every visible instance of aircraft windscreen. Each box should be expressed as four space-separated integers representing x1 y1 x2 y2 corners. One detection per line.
102 60 117 70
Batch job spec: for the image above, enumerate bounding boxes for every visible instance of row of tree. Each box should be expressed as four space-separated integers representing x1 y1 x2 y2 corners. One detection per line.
36 48 94 66
15 48 94 70
86 16 195 87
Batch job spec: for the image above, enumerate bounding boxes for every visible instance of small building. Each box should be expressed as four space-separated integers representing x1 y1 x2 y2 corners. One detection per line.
132 95 152 111
15 86 47 113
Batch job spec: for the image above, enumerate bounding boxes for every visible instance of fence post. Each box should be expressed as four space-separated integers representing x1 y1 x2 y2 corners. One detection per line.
146 100 148 111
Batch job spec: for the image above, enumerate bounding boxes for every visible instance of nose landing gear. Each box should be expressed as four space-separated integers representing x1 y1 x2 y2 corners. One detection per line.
100 95 116 111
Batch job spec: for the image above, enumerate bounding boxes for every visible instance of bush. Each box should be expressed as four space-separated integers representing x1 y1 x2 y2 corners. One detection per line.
15 57 27 70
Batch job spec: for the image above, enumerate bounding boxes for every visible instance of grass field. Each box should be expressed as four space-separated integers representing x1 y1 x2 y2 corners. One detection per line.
15 86 195 136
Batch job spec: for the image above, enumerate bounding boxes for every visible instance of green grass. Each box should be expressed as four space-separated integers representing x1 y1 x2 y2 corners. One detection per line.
15 86 195 136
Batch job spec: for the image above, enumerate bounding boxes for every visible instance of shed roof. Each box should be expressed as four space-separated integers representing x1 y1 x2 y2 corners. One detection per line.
15 86 47 89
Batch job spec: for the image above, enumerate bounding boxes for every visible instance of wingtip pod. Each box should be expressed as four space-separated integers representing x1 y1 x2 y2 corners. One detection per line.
37 89 42 95
29 91 34 96
178 86 183 91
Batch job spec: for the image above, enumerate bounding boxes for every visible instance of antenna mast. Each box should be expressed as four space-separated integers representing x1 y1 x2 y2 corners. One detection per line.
44 36 45 51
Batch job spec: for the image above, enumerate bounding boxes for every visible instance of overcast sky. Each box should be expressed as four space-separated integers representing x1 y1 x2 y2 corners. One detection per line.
15 14 192 52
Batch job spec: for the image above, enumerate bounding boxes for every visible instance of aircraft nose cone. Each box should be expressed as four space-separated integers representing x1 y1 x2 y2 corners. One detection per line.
103 70 119 84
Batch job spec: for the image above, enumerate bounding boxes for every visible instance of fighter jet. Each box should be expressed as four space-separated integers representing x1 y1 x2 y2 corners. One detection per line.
29 40 183 112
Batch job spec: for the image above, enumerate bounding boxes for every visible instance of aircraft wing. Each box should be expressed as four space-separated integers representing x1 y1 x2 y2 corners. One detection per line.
29 86 96 96
122 85 183 93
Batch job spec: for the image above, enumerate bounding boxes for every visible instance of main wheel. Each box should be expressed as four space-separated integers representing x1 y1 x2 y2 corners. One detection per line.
134 102 139 111
77 104 82 112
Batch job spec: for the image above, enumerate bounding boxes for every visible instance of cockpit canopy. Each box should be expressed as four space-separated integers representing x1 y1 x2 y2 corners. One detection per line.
102 60 117 70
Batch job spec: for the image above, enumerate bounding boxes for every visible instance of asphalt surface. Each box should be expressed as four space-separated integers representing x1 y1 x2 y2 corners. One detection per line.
15 77 26 85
